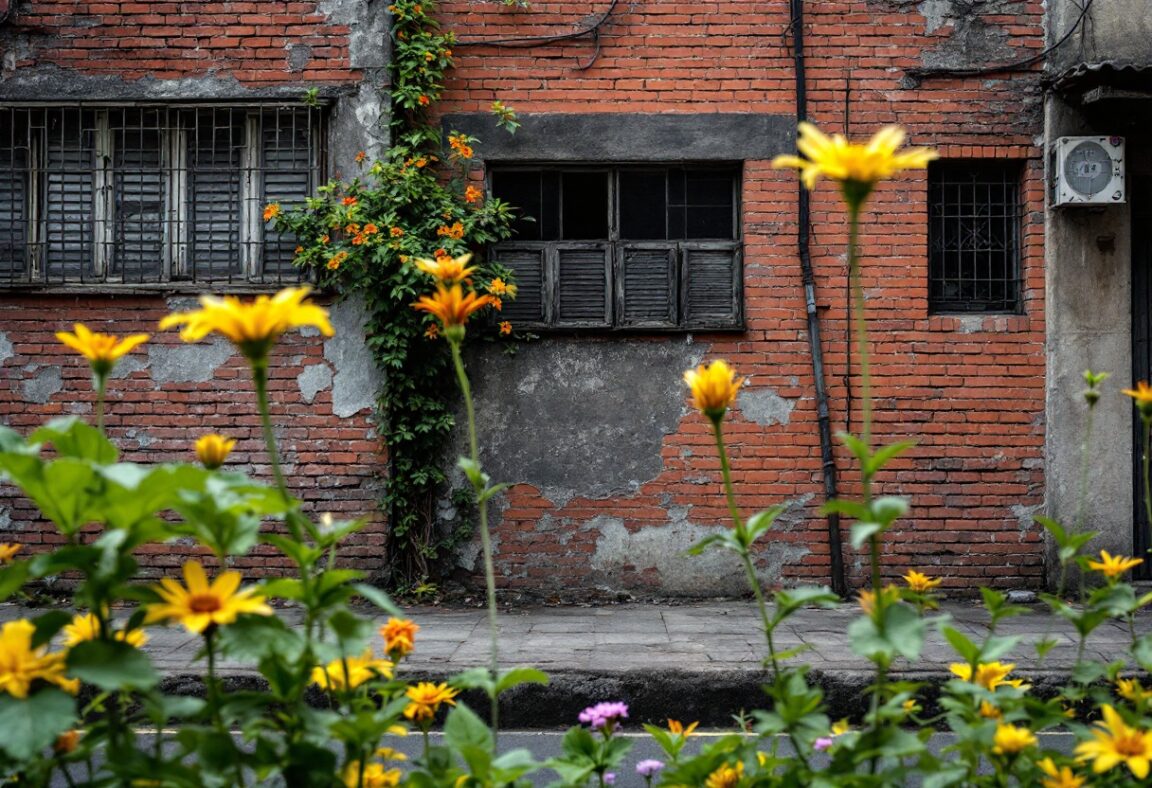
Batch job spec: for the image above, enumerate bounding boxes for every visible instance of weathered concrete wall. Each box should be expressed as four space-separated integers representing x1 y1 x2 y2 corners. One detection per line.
1049 0 1152 73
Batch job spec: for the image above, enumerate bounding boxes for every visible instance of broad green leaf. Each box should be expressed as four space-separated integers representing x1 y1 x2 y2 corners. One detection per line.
0 561 30 602
495 667 549 694
884 603 926 661
836 432 871 465
850 522 883 550
939 625 979 664
821 498 869 520
67 639 159 691
866 440 916 474
452 667 495 695
980 634 1021 662
217 616 305 663
30 417 118 463
871 496 909 526
0 689 77 761
31 610 73 649
444 702 494 751
352 583 402 616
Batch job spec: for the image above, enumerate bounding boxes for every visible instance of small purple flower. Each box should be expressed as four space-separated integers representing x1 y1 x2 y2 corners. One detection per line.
579 701 630 731
603 773 617 785
813 736 835 752
636 760 665 778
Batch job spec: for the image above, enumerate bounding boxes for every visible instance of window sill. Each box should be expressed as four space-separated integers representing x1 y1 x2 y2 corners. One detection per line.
927 313 1031 334
0 282 316 298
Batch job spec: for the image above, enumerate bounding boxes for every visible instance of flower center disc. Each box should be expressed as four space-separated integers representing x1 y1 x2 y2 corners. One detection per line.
188 594 222 614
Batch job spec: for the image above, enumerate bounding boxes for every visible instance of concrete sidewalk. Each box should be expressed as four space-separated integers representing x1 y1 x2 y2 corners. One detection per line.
6 600 1147 726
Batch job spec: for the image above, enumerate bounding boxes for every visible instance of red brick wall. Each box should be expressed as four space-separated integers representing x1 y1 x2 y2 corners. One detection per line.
2 1 356 85
437 0 1048 592
0 295 387 579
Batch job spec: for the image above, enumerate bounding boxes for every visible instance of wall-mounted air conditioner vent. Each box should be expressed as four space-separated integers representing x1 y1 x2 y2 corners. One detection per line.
1053 136 1125 207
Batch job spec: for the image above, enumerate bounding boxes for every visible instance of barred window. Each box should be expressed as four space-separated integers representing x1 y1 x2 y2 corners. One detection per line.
0 105 324 286
928 160 1022 313
490 165 743 330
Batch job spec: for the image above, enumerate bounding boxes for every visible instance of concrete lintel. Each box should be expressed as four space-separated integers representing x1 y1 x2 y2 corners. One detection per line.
443 113 795 162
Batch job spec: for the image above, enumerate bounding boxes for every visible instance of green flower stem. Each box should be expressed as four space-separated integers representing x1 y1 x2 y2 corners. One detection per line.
205 629 245 787
847 202 872 459
449 336 501 741
94 373 107 434
253 363 290 508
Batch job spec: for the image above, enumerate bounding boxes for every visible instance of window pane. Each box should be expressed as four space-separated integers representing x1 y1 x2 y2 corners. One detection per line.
261 108 314 281
110 109 165 283
561 171 608 240
43 110 97 282
678 170 735 240
619 170 666 240
187 109 244 280
492 170 544 241
0 110 29 282
928 161 1020 313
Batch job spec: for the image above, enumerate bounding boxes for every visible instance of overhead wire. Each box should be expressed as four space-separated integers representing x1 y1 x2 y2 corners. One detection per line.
455 0 621 70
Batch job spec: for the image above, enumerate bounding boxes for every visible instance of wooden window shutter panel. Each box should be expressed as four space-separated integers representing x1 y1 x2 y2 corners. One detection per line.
682 242 742 328
496 246 546 325
554 243 611 327
618 243 676 327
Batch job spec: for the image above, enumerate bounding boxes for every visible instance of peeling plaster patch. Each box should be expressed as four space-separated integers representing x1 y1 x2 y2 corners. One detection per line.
21 366 62 404
463 339 708 505
0 330 12 367
297 363 334 404
0 505 10 532
287 43 312 72
738 387 796 427
588 514 810 595
775 493 815 532
148 338 234 384
324 298 381 418
124 429 154 449
1010 503 1042 536
110 355 148 379
918 0 952 33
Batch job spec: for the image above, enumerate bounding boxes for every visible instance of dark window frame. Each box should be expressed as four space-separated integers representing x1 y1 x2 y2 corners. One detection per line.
927 159 1024 314
490 163 744 332
0 103 325 289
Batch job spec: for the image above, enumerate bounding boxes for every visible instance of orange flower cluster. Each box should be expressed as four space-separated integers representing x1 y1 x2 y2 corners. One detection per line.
436 221 465 240
448 132 474 160
351 224 379 246
263 203 281 221
327 251 349 270
464 185 483 204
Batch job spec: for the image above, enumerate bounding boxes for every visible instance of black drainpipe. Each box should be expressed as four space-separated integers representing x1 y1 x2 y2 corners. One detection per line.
789 0 846 596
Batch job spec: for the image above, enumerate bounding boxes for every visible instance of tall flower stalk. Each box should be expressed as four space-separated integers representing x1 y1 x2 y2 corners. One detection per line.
411 253 504 737
1122 381 1152 552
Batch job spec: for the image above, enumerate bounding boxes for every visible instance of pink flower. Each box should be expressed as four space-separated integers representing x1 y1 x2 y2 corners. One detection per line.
636 760 665 777
579 701 629 731
814 736 835 752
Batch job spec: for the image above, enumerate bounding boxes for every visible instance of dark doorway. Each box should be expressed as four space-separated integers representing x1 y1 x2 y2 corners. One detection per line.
1132 153 1152 577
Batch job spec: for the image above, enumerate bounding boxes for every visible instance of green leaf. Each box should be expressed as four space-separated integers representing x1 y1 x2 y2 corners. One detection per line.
1134 633 1152 671
836 432 871 465
0 689 77 761
352 583 402 616
850 522 883 550
0 561 30 602
67 639 159 691
31 610 74 649
444 702 493 751
884 603 927 661
980 634 1021 662
217 616 305 664
30 417 118 463
495 667 549 694
821 498 869 520
871 496 909 526
866 440 916 474
940 625 979 664
452 667 495 695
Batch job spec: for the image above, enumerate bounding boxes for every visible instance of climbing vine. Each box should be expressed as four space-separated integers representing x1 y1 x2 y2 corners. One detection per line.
273 0 520 590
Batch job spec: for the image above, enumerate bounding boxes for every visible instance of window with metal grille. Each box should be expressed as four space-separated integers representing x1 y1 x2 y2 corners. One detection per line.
490 165 742 330
0 105 324 286
927 160 1022 313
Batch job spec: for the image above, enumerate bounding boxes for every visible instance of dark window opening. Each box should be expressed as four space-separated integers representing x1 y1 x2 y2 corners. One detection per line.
928 160 1022 313
490 164 742 331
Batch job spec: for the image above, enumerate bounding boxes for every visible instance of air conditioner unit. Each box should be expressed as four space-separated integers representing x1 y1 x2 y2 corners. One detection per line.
1052 136 1125 207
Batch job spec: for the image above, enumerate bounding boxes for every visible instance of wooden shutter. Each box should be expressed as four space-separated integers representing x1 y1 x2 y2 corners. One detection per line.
0 116 28 282
682 242 742 328
110 112 165 283
260 109 314 281
42 110 96 282
554 244 611 327
186 110 244 280
618 244 676 327
495 246 545 325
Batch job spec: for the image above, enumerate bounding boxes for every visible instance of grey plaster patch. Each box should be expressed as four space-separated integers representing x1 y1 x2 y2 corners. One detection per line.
0 330 12 367
21 366 62 404
124 429 154 449
443 113 795 162
148 338 234 384
463 339 708 505
110 355 148 379
287 44 312 72
0 66 339 102
588 514 810 596
0 505 10 532
324 297 382 418
297 364 334 404
1010 503 1042 536
737 387 796 427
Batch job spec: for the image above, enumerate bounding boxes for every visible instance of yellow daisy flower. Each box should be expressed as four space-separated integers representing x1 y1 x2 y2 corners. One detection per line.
0 543 21 564
159 286 333 362
55 324 149 377
380 618 419 658
949 661 1029 692
403 681 459 723
1038 757 1085 788
62 612 147 649
1123 381 1152 417
1074 704 1152 779
1087 550 1144 580
704 761 743 788
144 561 272 634
902 570 942 592
683 360 744 421
412 252 476 283
773 122 938 203
194 434 236 470
0 619 78 698
667 719 699 736
411 284 496 337
992 723 1036 755
311 651 394 691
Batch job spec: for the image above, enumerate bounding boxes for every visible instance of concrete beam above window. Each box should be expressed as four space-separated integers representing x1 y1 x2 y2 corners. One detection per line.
443 113 795 162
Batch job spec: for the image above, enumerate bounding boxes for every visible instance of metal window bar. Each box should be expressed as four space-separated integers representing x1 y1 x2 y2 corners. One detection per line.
928 160 1022 313
0 105 323 286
